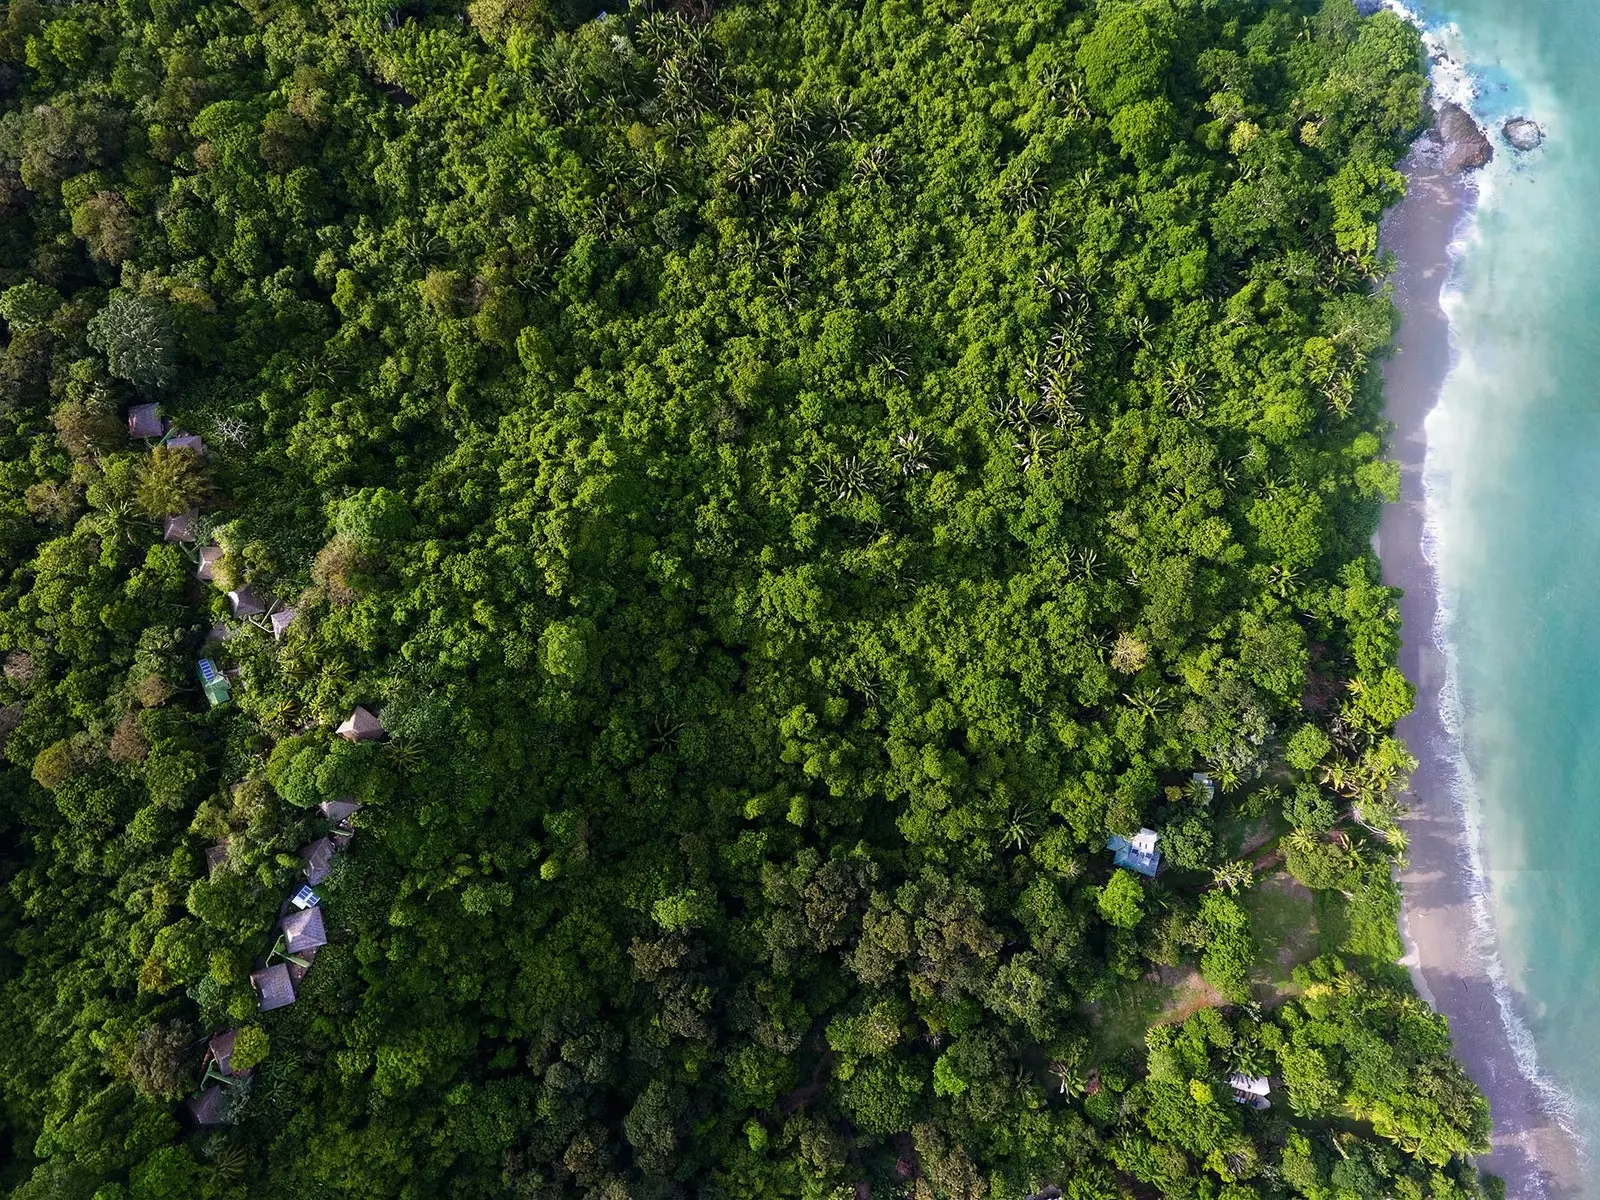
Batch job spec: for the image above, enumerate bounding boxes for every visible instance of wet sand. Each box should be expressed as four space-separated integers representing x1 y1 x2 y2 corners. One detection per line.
1378 141 1587 1198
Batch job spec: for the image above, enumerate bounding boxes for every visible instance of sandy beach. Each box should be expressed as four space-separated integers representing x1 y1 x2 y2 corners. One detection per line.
1379 141 1587 1198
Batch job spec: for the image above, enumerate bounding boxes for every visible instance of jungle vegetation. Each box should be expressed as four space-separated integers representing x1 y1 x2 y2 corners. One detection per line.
0 0 1496 1197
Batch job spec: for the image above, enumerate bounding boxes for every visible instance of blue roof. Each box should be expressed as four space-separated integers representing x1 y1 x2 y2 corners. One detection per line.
1107 834 1161 877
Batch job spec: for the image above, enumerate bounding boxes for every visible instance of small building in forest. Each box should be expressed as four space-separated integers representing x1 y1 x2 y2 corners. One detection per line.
206 1030 250 1080
301 836 335 885
280 905 328 955
128 403 164 439
165 432 205 454
321 799 361 843
198 658 231 707
197 546 222 582
228 587 266 617
336 705 384 742
187 1085 226 1126
1228 1073 1271 1110
251 963 296 1011
163 509 196 543
1107 827 1161 877
270 608 296 640
204 842 229 875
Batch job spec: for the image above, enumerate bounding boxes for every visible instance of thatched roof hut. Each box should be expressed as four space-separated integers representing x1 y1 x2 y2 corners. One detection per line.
280 905 328 954
270 608 296 639
165 432 205 454
207 1029 251 1079
251 963 296 1011
336 705 384 742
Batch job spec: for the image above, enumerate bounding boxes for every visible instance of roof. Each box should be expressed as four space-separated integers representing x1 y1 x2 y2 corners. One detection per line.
320 799 361 826
1107 829 1161 877
280 904 328 954
197 546 222 582
301 836 335 885
204 842 229 875
336 705 384 742
228 587 266 617
165 432 205 454
1228 1073 1270 1096
251 963 296 1011
198 657 231 707
287 944 318 985
209 1029 242 1077
270 608 296 639
128 403 164 439
162 509 196 543
187 1085 226 1126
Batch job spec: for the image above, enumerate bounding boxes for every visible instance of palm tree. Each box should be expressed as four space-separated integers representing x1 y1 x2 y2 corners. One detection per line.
1050 1059 1086 1098
1164 361 1204 416
1123 688 1166 725
1212 860 1255 895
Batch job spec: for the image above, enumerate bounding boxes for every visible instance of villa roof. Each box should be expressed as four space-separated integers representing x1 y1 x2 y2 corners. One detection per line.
228 587 266 617
251 963 296 1011
1228 1073 1270 1096
197 545 222 582
128 403 164 439
204 842 229 875
270 608 296 639
287 944 318 985
336 705 384 742
301 836 335 885
187 1085 226 1126
162 509 197 543
1107 828 1162 877
280 904 328 954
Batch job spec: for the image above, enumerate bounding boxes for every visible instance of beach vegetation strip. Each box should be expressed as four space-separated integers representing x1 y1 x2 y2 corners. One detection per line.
0 0 1501 1196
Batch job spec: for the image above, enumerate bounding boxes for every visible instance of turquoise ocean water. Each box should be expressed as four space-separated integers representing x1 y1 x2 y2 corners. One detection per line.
1404 0 1600 1181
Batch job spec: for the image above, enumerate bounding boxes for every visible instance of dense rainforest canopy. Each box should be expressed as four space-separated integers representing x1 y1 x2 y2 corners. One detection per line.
0 0 1497 1197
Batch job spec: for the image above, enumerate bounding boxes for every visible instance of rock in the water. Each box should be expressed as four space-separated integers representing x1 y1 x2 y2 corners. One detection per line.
1438 102 1493 173
1503 116 1544 151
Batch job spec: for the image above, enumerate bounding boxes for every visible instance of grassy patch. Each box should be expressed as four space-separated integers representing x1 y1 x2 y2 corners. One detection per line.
1242 873 1320 1000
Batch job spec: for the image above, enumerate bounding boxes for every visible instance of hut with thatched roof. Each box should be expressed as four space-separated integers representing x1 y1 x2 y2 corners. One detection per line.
321 799 361 843
204 842 229 876
251 963 295 1011
270 608 296 640
165 432 205 454
336 706 384 742
280 905 327 955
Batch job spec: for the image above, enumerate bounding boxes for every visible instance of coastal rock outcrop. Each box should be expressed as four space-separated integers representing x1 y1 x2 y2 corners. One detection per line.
1437 102 1493 173
1503 116 1544 151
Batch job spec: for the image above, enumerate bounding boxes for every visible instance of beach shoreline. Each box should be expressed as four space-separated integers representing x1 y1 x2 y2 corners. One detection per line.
1378 140 1587 1198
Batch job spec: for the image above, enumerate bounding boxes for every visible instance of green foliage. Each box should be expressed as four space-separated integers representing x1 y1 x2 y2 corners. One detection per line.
0 0 1485 1197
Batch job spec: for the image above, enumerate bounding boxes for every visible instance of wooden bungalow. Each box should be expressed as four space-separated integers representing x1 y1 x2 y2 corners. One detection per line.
321 799 361 843
251 963 296 1012
301 836 335 885
197 545 222 582
227 587 266 617
204 842 229 876
336 705 384 742
280 905 328 955
127 403 164 439
165 432 205 454
187 1085 226 1126
162 509 197 543
206 1029 251 1081
270 608 296 640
